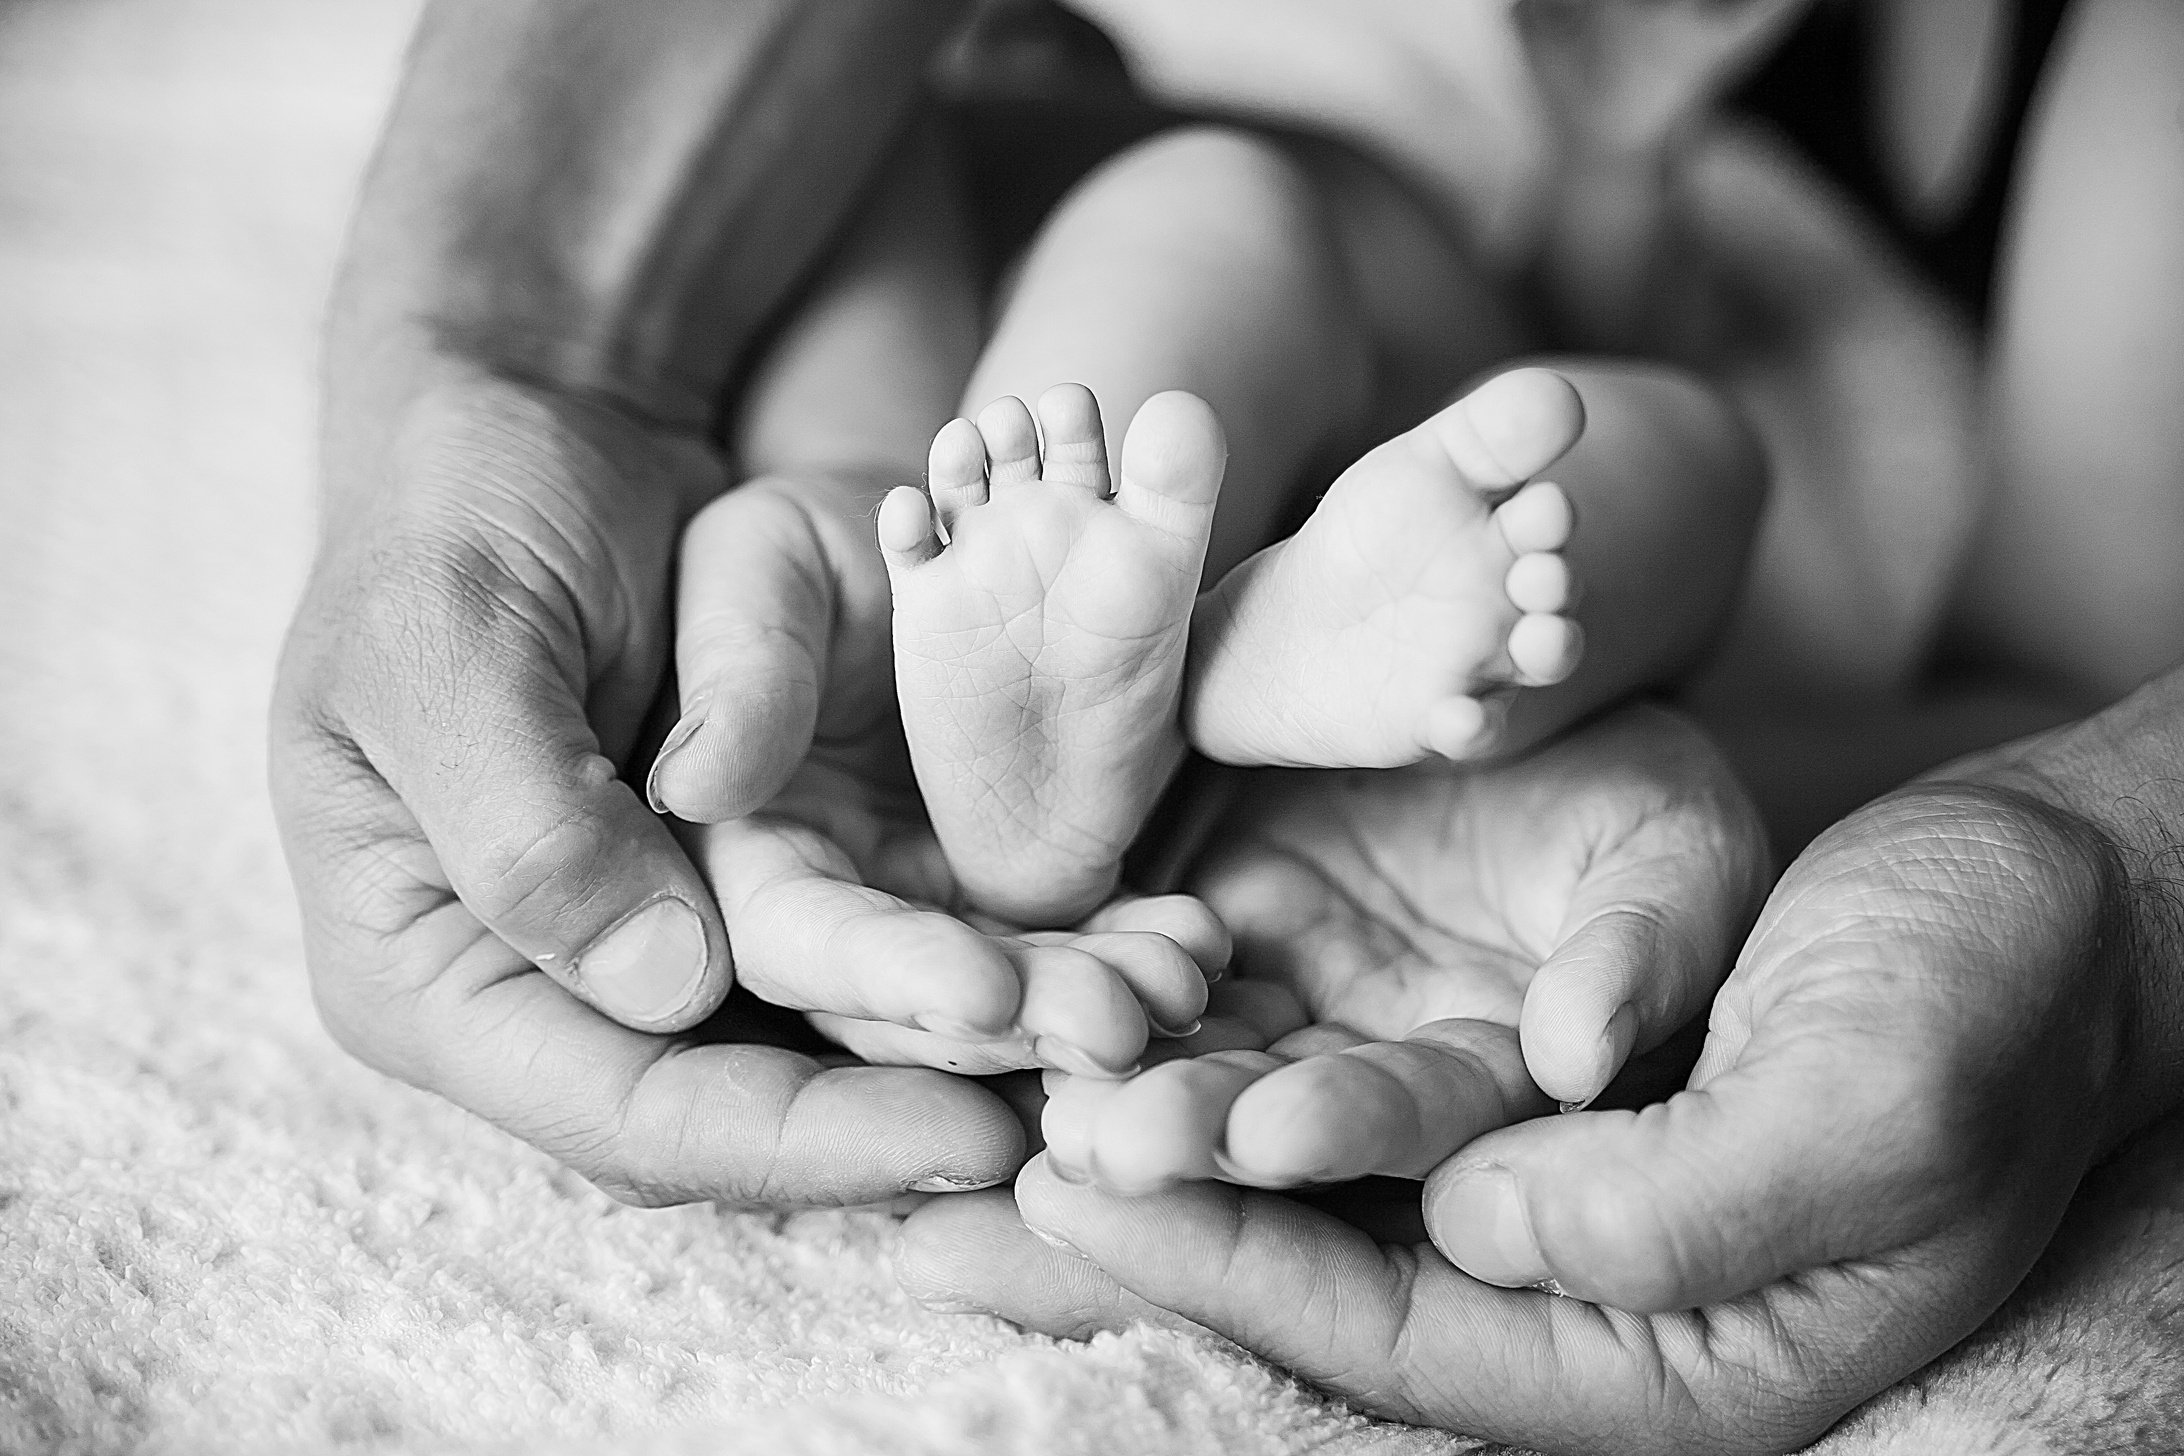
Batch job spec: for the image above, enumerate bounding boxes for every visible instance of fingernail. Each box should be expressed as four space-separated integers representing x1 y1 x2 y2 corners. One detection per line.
1434 1164 1551 1288
1559 1002 1638 1113
909 1172 1007 1194
1596 1002 1638 1087
1028 1222 1090 1260
1150 1016 1201 1040
643 695 711 815
919 1297 996 1315
1557 1002 1640 1112
918 1012 1010 1042
575 896 708 1025
1035 1037 1136 1080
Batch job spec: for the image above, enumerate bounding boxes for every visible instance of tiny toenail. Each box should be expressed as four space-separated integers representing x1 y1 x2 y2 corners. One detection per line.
1150 1016 1202 1040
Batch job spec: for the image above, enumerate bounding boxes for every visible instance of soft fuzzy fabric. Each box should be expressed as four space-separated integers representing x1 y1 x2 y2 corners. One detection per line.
2 2 2181 1452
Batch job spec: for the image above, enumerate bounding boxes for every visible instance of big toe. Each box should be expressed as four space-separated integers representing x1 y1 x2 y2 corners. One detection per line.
1116 391 1227 530
1434 367 1585 490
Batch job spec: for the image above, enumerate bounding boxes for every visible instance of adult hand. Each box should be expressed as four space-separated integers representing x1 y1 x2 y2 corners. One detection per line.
658 472 1224 1080
1032 703 1770 1193
900 737 2142 1454
271 375 1026 1205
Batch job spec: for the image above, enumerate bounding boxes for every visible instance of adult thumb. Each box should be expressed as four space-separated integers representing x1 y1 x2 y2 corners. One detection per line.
650 474 895 822
325 413 732 1033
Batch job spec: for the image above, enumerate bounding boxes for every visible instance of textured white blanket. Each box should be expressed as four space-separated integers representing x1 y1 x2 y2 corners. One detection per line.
2 2 2179 1451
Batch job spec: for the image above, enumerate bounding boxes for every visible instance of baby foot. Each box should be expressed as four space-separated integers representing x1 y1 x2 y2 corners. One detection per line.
1185 366 1587 767
879 385 1226 927
1038 1010 1539 1195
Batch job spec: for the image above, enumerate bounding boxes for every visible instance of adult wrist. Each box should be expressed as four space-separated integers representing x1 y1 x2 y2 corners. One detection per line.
317 353 725 561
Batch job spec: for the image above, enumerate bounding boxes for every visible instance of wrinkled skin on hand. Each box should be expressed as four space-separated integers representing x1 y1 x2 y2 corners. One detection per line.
900 720 2140 1456
271 377 1026 1206
1032 705 1771 1194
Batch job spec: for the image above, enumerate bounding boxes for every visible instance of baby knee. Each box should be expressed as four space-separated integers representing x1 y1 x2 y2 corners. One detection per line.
1093 125 1320 231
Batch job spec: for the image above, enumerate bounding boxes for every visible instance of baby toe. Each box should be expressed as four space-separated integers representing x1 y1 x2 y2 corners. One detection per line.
928 416 990 529
975 395 1043 487
1493 480 1576 555
1425 694 1509 762
1509 613 1583 686
1034 383 1111 493
877 485 939 568
1505 552 1576 615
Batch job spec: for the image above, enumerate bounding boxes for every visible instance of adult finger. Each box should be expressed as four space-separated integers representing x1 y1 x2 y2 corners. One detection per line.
1075 892 1234 980
806 941 1151 1078
895 1187 1191 1338
1053 1051 1285 1192
299 483 728 1033
654 476 891 822
1021 930 1209 1035
279 739 1023 1205
1428 794 2103 1312
1006 1157 1474 1425
692 812 1028 1037
1222 1019 1548 1184
1512 706 1771 1107
992 1154 1942 1455
1518 813 1766 1108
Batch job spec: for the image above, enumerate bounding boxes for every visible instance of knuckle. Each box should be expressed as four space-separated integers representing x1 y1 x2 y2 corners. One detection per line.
450 796 615 932
1654 1326 1848 1456
300 466 625 753
1554 1131 1734 1312
297 921 441 1087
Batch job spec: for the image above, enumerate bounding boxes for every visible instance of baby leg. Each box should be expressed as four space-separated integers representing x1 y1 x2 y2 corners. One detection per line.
962 125 1375 583
1187 359 1766 766
889 126 1376 927
656 116 983 823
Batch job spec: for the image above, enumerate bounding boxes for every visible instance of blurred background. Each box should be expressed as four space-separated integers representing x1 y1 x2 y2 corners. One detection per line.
0 0 414 876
